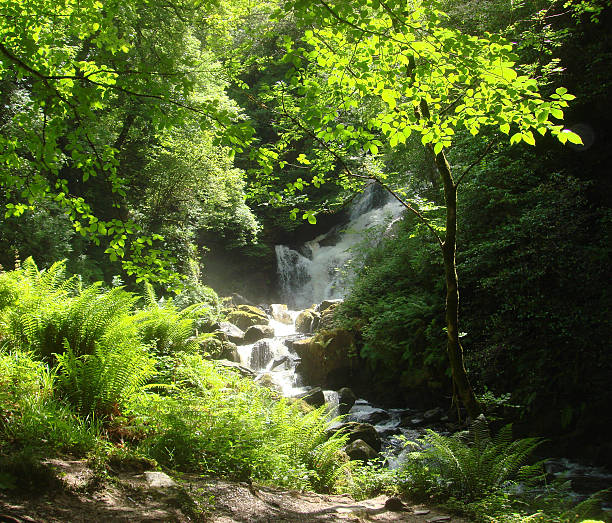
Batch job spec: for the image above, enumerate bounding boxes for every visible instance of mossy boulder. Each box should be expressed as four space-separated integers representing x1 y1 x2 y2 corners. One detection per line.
344 439 378 462
295 307 320 334
293 328 355 388
317 303 340 331
225 305 268 331
243 324 275 344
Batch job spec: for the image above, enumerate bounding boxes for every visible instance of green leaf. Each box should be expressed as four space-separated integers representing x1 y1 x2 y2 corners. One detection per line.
561 130 583 145
433 142 443 155
381 89 397 110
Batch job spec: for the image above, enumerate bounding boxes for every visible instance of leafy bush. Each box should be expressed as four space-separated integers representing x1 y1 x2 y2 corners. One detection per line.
55 341 155 416
134 282 206 357
2 258 138 360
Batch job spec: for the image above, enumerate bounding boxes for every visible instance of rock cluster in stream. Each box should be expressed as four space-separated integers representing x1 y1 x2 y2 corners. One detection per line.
205 299 466 465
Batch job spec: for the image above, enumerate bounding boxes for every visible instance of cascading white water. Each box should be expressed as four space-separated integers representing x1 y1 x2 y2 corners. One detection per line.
275 184 405 309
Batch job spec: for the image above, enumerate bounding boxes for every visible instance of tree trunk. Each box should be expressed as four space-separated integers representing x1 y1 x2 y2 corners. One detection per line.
434 149 481 419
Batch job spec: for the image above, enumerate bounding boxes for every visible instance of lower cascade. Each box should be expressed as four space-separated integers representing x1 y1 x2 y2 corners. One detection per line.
227 302 612 514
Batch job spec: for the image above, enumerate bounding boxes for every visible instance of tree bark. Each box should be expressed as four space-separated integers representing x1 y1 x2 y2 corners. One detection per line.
434 149 482 419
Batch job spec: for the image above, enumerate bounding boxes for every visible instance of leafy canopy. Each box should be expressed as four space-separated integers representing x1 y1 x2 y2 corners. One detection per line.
258 0 582 197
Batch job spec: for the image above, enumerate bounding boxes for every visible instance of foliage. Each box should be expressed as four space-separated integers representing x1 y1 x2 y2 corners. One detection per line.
133 282 206 357
133 353 349 491
0 349 103 455
55 340 155 416
336 215 447 395
1 258 139 361
399 417 543 502
0 0 254 286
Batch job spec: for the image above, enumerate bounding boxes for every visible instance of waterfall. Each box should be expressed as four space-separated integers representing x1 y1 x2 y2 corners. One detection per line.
275 184 405 309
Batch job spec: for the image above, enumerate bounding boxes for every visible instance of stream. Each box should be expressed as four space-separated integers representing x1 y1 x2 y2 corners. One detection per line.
230 182 611 512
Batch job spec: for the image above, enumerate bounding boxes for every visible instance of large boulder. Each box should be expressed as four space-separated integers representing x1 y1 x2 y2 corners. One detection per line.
295 308 320 334
344 439 378 462
216 322 245 344
270 304 293 324
319 299 343 313
243 324 275 344
220 342 240 363
226 305 268 331
332 422 381 452
317 303 340 331
296 387 326 408
293 329 355 388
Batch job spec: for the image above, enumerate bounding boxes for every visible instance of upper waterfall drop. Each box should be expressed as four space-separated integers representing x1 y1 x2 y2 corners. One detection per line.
275 184 405 309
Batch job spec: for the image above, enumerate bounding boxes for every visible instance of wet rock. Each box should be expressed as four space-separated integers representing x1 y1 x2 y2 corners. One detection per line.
217 322 246 344
345 439 378 462
270 304 293 324
353 407 390 426
226 305 268 331
249 339 276 369
319 299 343 313
337 387 357 415
216 360 256 379
317 303 340 331
295 308 320 334
401 415 426 428
296 387 326 408
243 324 275 344
220 342 240 363
332 422 381 452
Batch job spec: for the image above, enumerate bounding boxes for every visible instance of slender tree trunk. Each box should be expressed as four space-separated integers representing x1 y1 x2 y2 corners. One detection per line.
434 149 481 419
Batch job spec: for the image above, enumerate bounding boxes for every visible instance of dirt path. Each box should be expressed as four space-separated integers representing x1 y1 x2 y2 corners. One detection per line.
0 459 467 522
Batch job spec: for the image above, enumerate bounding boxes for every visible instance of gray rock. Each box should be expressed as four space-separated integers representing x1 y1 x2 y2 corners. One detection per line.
217 322 245 344
243 324 275 344
354 408 390 426
424 407 444 422
344 439 378 462
216 360 256 379
143 471 176 488
296 387 326 408
337 387 357 415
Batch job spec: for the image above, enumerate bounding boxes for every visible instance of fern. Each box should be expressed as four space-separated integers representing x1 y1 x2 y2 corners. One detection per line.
56 340 155 416
401 416 543 501
2 259 139 361
134 283 207 356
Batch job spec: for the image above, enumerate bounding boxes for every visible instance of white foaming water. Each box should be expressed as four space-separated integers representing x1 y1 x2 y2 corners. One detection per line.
237 309 306 397
275 185 405 309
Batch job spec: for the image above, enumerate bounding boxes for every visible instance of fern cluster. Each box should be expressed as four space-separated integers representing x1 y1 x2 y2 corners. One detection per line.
133 282 206 357
400 416 543 502
1 258 138 360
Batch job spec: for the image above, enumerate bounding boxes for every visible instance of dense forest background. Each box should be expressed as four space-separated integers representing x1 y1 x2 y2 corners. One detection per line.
1 0 611 518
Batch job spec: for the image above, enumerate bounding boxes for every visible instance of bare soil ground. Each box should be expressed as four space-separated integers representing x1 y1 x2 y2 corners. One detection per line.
0 459 468 522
